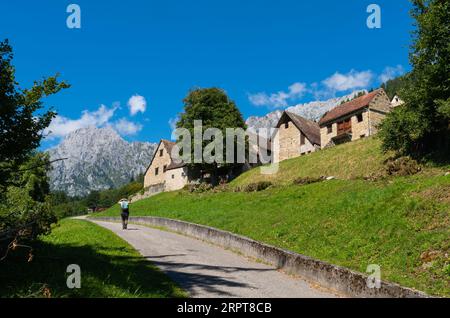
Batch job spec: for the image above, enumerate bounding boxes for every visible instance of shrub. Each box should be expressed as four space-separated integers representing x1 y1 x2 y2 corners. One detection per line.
236 181 273 193
293 177 324 185
385 157 421 176
187 183 214 193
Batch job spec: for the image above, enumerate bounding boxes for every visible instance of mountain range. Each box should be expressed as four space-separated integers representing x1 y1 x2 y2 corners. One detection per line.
47 126 157 197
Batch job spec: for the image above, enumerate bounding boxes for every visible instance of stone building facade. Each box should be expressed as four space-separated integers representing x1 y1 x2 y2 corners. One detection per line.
143 140 189 192
318 89 392 149
273 111 321 163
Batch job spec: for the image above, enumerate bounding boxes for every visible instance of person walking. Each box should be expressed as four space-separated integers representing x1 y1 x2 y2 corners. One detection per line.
119 198 130 230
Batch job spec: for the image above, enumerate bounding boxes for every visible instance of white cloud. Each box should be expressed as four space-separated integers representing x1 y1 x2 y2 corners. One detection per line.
168 117 179 131
248 82 307 108
112 118 143 136
44 104 117 139
322 70 373 92
378 65 404 83
128 94 147 116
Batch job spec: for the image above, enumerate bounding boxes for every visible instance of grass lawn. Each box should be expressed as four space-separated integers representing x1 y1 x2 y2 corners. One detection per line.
0 219 186 298
232 137 448 186
95 138 450 297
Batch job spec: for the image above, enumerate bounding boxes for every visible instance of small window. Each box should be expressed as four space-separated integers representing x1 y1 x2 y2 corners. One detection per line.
360 134 366 139
285 122 289 129
300 134 306 146
155 167 159 176
172 174 175 179
159 149 164 157
357 113 363 123
163 165 167 173
327 125 332 134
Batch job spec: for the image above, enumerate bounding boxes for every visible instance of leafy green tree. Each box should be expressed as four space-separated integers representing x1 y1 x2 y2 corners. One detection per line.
0 39 68 242
380 76 408 100
380 0 450 157
0 39 69 188
176 88 246 184
85 191 101 210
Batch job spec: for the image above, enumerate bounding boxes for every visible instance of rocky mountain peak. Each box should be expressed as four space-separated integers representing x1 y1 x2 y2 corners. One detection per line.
47 126 157 197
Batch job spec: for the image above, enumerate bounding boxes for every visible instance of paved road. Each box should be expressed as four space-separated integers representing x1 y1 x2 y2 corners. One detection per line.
89 219 339 298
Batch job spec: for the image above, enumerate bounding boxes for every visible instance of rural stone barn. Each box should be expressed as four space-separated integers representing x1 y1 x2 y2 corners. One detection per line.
318 88 392 149
273 111 321 163
143 139 189 192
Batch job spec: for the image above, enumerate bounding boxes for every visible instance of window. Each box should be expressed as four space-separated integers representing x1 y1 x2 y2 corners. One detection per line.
163 165 167 173
357 113 363 123
285 122 289 129
300 134 305 146
327 125 332 134
172 174 175 179
360 134 366 139
160 149 164 157
155 167 159 176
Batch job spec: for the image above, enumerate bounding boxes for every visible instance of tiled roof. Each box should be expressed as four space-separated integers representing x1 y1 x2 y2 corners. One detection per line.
278 111 321 146
161 140 186 171
319 89 384 126
144 140 186 175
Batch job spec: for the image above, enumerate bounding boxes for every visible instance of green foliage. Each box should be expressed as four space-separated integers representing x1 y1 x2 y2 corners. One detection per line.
50 180 144 219
0 154 56 240
176 88 247 183
0 39 69 186
380 75 408 100
380 0 450 157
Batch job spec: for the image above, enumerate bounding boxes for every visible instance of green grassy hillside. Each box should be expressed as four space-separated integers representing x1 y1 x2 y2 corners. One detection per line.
232 137 446 186
95 137 450 296
0 219 186 298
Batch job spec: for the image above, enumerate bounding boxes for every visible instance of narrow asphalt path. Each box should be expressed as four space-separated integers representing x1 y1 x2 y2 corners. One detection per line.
88 219 339 298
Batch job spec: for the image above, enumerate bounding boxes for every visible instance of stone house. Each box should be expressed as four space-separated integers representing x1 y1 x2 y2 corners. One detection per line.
391 95 405 107
143 139 189 192
273 111 321 163
318 89 392 149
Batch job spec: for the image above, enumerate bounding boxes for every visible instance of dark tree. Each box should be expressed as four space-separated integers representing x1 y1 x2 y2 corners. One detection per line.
0 39 70 187
379 0 450 157
176 88 246 184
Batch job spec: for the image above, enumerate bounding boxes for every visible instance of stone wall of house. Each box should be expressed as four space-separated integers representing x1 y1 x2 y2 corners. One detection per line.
368 109 386 134
165 167 189 192
275 120 316 163
320 122 338 149
350 110 370 140
144 142 172 188
368 91 392 134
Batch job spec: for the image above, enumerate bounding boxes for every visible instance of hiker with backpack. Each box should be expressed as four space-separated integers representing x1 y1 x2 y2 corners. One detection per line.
118 198 130 230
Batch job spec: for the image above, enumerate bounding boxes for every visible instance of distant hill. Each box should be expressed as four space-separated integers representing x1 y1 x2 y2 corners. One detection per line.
47 126 157 197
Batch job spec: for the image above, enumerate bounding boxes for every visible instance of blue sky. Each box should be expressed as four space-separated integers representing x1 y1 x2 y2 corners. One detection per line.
0 0 413 148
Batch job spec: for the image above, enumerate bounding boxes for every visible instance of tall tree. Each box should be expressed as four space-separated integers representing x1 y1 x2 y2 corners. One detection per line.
176 88 246 184
0 39 70 187
380 0 450 157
